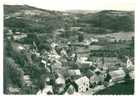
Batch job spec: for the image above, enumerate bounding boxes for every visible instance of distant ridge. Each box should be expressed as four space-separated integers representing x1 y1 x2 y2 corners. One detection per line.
65 10 100 14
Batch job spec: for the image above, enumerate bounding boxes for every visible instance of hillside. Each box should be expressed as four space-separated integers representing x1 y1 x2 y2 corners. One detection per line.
4 5 66 33
4 5 134 35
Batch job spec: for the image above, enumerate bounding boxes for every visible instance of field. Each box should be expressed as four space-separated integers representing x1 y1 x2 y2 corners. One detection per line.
85 32 134 41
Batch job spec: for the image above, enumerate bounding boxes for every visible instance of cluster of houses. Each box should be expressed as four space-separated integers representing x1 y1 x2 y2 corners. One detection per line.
34 41 134 95
5 29 27 41
5 29 134 95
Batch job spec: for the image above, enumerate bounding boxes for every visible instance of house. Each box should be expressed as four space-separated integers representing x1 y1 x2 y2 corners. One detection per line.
54 28 65 36
18 45 25 50
48 51 61 61
64 85 80 95
126 57 134 79
5 29 13 39
89 69 105 85
83 38 99 46
83 39 91 46
77 56 92 68
68 69 82 76
11 42 25 53
41 59 47 68
55 77 65 85
75 76 90 93
70 27 81 31
90 38 99 43
109 69 126 83
13 32 27 40
51 60 62 71
127 57 134 70
23 75 32 86
36 85 53 95
8 86 20 94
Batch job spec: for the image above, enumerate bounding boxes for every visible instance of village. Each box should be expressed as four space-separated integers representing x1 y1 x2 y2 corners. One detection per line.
3 4 134 95
4 27 134 95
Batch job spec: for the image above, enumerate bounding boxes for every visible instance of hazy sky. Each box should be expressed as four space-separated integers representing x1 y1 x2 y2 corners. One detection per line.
2 0 135 11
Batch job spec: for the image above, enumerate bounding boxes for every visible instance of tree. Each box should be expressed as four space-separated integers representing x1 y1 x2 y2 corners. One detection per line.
4 57 25 94
78 33 84 42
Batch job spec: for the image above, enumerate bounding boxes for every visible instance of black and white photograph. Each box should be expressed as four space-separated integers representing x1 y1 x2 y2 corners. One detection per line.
2 0 135 95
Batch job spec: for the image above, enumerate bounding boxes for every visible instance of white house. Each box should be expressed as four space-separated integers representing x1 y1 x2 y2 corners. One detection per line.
77 56 92 68
75 76 90 93
41 60 47 68
127 58 134 70
90 38 99 43
18 45 25 50
109 69 126 83
126 57 134 79
13 32 27 40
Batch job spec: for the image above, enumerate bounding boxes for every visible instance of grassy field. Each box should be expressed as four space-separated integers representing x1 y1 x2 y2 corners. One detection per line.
95 80 134 95
85 32 134 41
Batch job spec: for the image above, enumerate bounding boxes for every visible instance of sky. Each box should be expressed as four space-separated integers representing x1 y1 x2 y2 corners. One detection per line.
2 0 135 11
